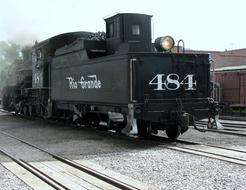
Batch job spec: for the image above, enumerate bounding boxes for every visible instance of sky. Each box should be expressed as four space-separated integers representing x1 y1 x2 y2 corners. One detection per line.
0 0 245 51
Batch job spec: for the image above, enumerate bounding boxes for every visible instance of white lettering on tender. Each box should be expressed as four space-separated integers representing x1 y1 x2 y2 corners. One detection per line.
66 75 102 90
149 73 196 91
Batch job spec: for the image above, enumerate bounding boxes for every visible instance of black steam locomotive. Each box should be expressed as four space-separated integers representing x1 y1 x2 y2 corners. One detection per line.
2 13 219 139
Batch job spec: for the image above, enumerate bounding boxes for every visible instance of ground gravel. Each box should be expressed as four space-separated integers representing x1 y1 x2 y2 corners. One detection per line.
86 147 246 190
0 163 32 190
0 113 245 190
164 127 246 150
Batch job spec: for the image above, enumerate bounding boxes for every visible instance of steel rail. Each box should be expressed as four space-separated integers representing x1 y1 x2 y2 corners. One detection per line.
196 121 246 128
151 135 246 153
152 135 246 166
204 128 246 137
175 139 246 153
194 122 246 137
0 130 141 190
165 145 246 166
0 148 67 190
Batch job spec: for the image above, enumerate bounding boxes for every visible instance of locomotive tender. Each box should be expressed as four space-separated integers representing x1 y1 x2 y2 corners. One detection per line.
2 13 219 139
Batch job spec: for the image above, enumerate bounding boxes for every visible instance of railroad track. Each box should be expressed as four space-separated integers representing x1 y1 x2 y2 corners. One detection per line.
195 120 246 137
0 111 245 171
152 135 246 166
220 121 246 128
0 130 154 190
2 108 246 137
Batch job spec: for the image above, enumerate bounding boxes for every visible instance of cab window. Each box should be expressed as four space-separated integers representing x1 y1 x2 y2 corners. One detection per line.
107 22 114 38
132 24 140 35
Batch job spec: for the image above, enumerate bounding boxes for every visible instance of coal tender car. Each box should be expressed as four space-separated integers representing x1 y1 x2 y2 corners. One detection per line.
2 13 219 139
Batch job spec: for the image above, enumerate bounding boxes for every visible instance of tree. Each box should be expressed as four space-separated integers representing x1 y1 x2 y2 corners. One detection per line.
0 41 22 89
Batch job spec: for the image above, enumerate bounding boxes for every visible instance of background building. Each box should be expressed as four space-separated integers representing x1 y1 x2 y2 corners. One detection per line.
184 48 246 116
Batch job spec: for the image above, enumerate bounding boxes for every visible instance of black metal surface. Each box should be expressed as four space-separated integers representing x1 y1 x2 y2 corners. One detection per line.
1 13 218 131
51 54 130 104
131 53 210 102
105 13 152 53
32 32 94 89
51 51 210 104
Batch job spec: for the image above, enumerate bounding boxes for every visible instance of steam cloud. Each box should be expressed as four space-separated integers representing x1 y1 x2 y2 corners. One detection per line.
6 30 39 46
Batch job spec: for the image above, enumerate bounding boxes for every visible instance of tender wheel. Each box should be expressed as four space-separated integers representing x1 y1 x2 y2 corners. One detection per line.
166 125 181 140
84 113 100 128
137 119 152 138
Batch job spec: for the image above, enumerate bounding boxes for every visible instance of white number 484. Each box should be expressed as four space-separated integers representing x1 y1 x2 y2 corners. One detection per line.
149 73 197 91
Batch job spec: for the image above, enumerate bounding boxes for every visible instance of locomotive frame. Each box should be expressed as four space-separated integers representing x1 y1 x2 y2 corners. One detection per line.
2 13 220 139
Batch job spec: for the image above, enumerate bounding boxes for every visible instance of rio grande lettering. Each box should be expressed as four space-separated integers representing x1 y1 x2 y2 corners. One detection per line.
66 75 101 89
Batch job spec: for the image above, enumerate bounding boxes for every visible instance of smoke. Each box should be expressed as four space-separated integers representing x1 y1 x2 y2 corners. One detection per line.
6 30 39 47
1 21 40 47
0 1 42 47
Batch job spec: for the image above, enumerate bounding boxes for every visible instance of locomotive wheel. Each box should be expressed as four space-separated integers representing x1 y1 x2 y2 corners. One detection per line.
137 119 152 138
166 125 181 140
84 114 100 128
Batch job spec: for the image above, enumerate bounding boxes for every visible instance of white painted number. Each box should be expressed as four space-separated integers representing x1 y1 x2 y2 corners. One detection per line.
166 74 180 90
149 74 166 90
180 74 197 90
149 73 196 91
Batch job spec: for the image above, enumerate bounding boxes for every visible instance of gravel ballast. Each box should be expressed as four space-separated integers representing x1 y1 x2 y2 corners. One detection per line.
0 163 32 190
86 148 246 190
0 114 245 190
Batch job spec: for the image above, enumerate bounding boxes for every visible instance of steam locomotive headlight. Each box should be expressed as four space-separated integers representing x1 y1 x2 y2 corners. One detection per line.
154 36 175 52
161 36 174 50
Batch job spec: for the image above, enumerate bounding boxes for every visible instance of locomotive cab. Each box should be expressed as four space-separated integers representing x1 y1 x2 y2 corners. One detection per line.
105 13 152 54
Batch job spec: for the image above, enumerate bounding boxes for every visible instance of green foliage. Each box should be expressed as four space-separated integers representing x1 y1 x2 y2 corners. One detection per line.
0 41 22 89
